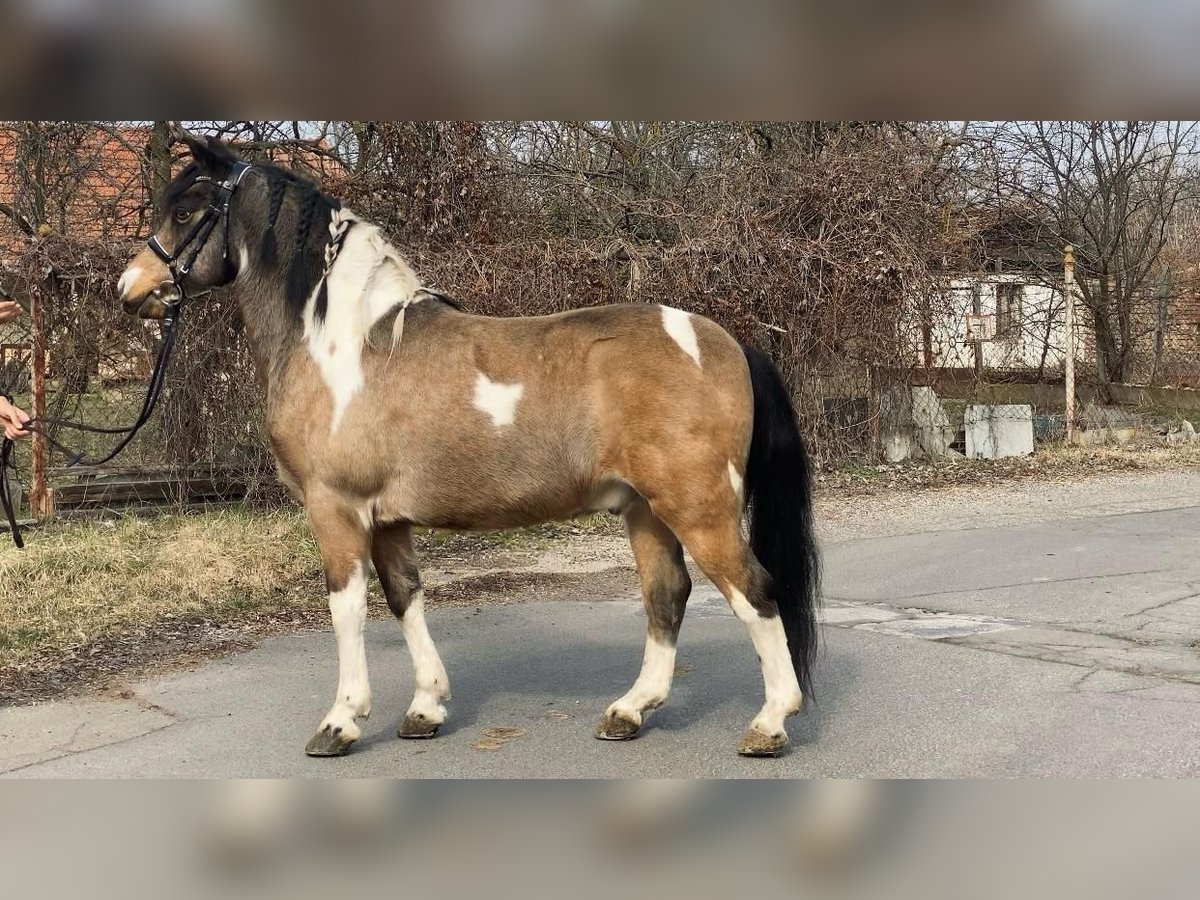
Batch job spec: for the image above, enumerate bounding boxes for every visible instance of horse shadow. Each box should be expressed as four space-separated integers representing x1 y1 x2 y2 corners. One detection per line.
351 614 854 753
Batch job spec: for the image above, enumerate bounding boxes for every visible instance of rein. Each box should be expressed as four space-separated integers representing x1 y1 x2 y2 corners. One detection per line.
0 162 253 549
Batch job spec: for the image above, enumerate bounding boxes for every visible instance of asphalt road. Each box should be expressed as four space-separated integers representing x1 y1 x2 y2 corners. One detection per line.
5 498 1200 777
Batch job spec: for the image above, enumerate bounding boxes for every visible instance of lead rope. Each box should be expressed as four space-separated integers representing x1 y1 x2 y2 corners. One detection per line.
0 307 182 548
0 160 251 549
0 420 23 548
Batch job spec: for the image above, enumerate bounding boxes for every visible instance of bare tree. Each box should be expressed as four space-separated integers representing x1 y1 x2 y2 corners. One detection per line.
984 121 1200 388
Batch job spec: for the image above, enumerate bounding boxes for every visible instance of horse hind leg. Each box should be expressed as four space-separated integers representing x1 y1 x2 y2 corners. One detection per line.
372 523 451 739
663 510 802 757
597 497 691 741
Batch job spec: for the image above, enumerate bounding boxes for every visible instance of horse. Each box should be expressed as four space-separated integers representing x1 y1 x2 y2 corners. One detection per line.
116 135 820 758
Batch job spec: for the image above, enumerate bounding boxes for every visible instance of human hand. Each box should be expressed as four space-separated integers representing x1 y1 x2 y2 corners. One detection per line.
0 300 23 324
0 398 31 440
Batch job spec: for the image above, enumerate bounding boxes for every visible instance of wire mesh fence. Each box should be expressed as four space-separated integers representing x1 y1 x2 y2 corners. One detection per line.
0 120 1198 523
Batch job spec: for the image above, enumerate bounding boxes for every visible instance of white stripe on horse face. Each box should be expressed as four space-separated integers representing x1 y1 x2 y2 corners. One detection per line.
304 210 425 434
660 305 701 367
116 266 142 301
473 372 524 427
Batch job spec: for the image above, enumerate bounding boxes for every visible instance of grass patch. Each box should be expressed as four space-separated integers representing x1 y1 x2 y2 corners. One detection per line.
0 507 323 672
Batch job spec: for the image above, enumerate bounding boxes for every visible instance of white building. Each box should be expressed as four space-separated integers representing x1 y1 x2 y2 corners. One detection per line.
916 274 1086 373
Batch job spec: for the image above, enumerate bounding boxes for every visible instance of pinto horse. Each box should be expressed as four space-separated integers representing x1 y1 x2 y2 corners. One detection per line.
117 136 820 758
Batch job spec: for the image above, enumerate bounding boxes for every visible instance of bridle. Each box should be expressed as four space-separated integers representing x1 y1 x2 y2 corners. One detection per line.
0 161 254 548
147 161 253 298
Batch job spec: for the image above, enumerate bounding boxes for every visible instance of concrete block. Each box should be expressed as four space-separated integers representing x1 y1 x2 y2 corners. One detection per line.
884 431 915 462
911 386 960 458
879 385 960 461
965 405 1034 459
1165 420 1197 445
1072 427 1137 446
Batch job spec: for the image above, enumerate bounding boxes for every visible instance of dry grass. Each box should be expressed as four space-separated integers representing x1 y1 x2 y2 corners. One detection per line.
0 508 324 670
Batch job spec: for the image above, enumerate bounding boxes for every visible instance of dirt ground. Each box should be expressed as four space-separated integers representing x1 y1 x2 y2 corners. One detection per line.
3 447 1198 705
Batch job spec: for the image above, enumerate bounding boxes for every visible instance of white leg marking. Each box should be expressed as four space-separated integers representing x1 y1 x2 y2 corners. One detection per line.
319 562 370 740
727 461 743 497
660 305 701 367
729 587 802 737
400 590 451 724
472 372 524 428
607 636 677 722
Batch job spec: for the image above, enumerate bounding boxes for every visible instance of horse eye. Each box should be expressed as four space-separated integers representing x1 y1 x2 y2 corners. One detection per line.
174 207 192 224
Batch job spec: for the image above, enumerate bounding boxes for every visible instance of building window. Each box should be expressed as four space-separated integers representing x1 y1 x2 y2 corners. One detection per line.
995 283 1023 338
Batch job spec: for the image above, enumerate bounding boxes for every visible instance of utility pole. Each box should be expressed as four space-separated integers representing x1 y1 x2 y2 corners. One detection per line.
1063 244 1076 445
29 275 49 520
971 282 983 380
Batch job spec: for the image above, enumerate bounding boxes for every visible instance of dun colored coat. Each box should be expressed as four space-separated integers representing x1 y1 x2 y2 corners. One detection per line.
118 136 820 758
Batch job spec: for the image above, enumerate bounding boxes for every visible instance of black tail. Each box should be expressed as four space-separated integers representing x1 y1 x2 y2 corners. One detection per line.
742 345 820 700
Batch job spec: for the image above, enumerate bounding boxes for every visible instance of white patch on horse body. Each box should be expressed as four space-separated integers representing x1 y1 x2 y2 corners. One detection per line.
303 208 427 434
728 586 802 738
660 305 701 368
356 502 374 531
606 636 676 723
319 561 370 740
728 461 743 497
473 372 524 428
400 590 451 725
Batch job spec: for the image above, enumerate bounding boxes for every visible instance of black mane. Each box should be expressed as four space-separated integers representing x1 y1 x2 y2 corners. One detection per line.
250 162 341 320
162 162 203 211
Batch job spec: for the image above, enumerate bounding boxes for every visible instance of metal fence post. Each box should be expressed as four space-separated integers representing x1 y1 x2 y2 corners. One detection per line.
28 276 51 519
1063 244 1076 445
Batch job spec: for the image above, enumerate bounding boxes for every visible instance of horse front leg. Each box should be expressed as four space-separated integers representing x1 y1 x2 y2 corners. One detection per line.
304 493 373 757
372 523 451 739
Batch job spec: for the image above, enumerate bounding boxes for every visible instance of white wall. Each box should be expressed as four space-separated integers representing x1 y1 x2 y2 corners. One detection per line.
914 275 1082 371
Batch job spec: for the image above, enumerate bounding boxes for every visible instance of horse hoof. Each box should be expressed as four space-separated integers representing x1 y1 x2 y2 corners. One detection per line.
398 714 442 739
595 711 642 741
737 727 788 757
305 725 355 757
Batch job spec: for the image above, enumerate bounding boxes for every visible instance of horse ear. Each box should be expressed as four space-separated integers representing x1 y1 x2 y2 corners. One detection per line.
183 134 210 165
204 135 240 166
181 134 239 170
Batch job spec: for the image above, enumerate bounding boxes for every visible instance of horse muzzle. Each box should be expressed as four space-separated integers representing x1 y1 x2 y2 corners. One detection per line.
123 282 182 319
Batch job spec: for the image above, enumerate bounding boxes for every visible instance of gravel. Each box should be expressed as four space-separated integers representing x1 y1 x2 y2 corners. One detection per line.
817 468 1200 544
